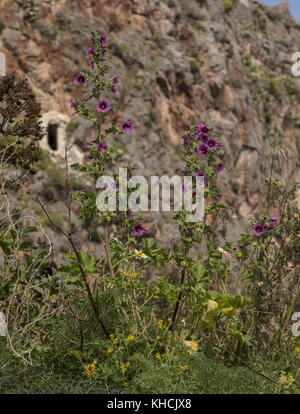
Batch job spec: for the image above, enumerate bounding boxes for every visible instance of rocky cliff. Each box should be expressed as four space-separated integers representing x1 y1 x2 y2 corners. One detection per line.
1 0 300 258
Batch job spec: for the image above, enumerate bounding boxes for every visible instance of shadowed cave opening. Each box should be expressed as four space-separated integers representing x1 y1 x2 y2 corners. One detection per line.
47 123 58 151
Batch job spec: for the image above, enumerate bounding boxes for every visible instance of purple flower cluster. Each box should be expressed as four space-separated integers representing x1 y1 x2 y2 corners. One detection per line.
181 123 225 176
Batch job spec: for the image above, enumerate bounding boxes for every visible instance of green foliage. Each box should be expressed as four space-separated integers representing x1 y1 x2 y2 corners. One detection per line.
0 73 43 170
190 60 199 75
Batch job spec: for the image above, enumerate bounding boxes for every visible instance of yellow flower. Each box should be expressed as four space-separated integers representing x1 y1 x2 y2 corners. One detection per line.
174 365 188 375
109 334 119 344
119 361 130 375
273 179 281 186
155 352 162 361
126 334 135 342
279 372 295 388
207 299 218 312
184 340 199 355
157 319 165 329
294 347 300 360
122 270 140 280
296 233 300 238
105 347 113 356
68 350 82 360
134 249 148 259
294 213 300 219
83 360 97 378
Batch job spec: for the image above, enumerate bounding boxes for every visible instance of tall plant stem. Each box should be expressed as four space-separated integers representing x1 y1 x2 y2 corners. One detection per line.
37 197 110 339
103 225 115 278
169 267 186 331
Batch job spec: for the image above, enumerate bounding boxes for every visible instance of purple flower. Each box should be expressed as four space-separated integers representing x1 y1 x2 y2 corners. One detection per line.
131 222 149 237
75 73 86 85
69 98 79 116
111 75 120 93
215 162 225 173
207 138 219 150
126 210 133 217
197 124 210 134
252 222 266 236
87 47 95 55
195 144 209 157
101 48 108 61
88 56 94 70
96 99 111 113
196 170 205 176
121 119 133 133
98 141 107 153
236 242 247 251
200 134 209 144
69 98 77 109
268 216 277 230
100 33 108 47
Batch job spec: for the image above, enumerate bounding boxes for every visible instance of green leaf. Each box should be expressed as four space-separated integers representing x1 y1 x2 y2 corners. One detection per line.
70 163 88 172
20 226 38 236
0 240 11 255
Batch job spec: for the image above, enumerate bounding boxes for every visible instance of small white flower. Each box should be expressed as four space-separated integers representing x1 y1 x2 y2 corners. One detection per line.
218 247 228 256
134 250 148 259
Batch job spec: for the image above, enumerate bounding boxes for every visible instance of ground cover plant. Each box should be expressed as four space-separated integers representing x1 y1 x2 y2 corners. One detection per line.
0 31 299 394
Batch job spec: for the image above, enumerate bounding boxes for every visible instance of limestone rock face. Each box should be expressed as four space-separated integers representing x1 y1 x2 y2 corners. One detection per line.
1 0 300 248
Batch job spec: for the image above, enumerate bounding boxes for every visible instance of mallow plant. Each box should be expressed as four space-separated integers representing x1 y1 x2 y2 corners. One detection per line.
0 31 298 393
34 31 299 391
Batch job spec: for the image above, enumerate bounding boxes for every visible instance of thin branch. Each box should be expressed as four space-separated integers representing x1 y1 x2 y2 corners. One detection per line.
36 196 110 339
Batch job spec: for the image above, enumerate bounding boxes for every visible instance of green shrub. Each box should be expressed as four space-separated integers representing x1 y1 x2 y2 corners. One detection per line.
190 60 199 75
